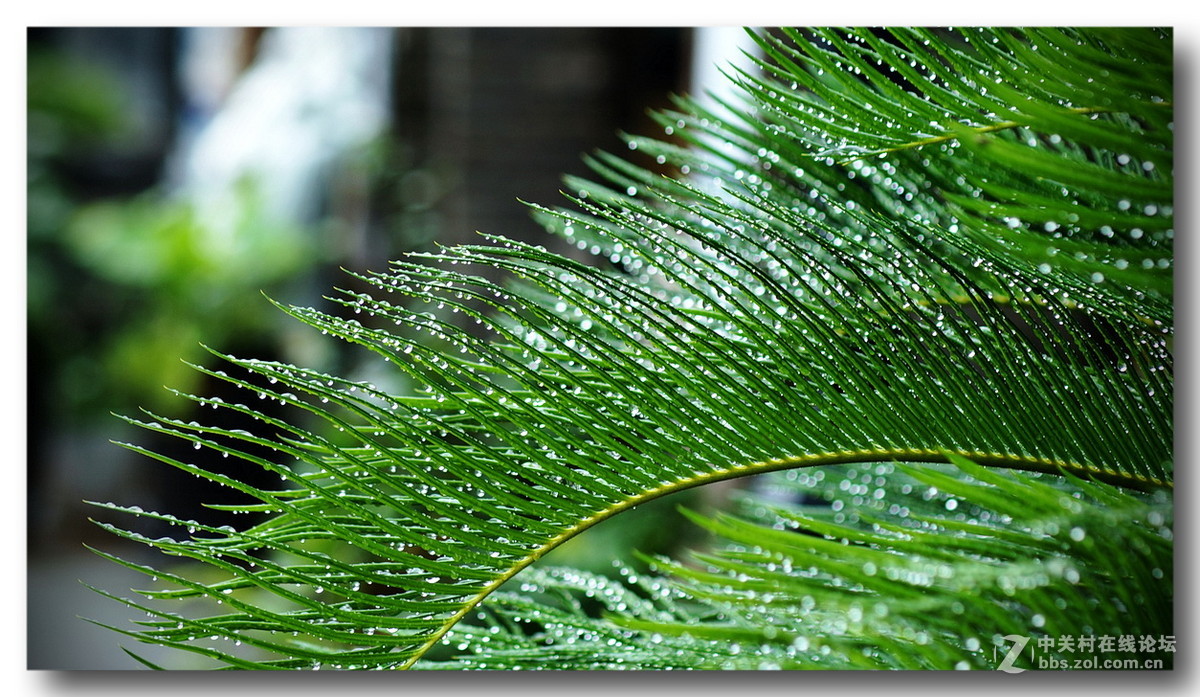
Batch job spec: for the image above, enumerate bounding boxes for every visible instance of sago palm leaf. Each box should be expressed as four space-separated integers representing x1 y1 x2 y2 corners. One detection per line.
88 27 1172 669
741 27 1172 323
433 456 1172 670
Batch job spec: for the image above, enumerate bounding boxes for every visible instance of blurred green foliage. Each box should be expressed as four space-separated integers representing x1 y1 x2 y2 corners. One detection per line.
63 183 314 414
26 51 128 153
29 48 317 421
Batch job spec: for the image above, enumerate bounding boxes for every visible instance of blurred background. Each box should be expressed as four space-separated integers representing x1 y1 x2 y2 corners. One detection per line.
26 26 759 669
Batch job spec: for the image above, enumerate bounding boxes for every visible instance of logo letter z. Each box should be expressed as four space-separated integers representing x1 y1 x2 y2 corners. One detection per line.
997 634 1030 673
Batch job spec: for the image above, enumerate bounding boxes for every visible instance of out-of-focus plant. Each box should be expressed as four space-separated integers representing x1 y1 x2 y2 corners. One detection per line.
63 182 313 414
28 48 316 420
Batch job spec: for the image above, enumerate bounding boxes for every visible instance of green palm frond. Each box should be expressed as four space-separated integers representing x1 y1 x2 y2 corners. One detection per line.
742 28 1172 322
433 457 1172 670
89 27 1172 670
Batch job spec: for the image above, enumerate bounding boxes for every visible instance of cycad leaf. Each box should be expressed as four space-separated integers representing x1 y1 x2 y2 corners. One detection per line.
91 27 1172 669
436 459 1172 670
753 28 1172 323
